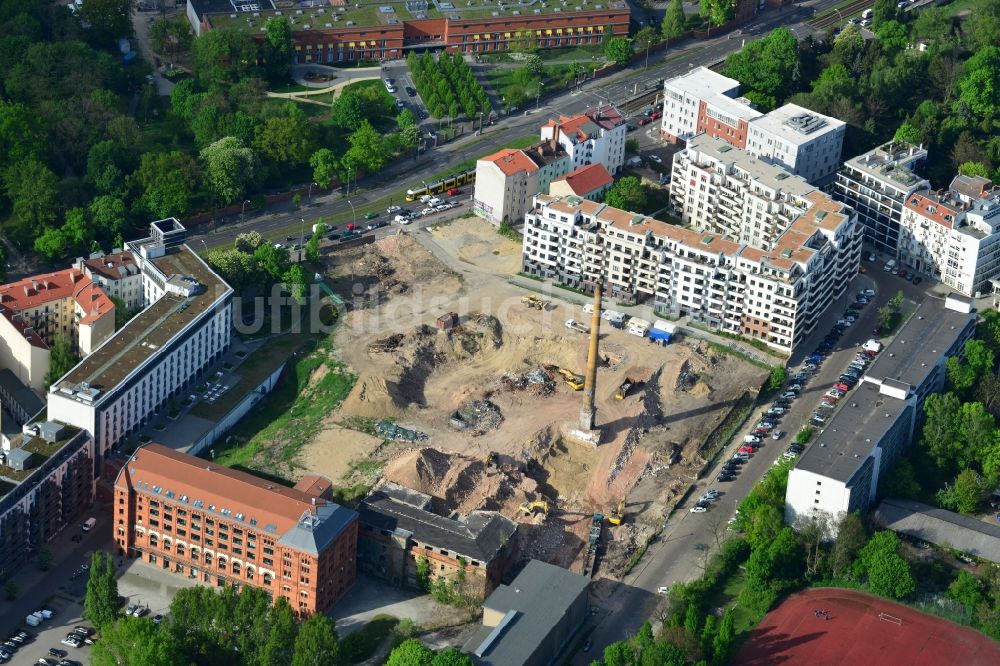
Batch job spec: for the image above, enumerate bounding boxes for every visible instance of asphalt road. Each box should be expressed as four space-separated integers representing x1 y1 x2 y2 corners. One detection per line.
574 265 931 660
192 0 846 252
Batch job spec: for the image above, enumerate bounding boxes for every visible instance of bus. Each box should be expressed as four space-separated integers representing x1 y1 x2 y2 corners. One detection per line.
405 168 476 202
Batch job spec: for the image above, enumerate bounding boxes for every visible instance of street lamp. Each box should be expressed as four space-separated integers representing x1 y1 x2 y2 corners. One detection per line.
241 199 250 221
535 81 544 111
346 200 356 227
299 218 306 248
307 181 319 201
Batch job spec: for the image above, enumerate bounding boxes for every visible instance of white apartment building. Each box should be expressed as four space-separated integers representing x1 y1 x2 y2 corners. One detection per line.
669 134 823 250
785 295 975 534
474 105 627 225
76 250 144 311
46 219 233 466
474 144 570 226
745 103 845 184
660 70 844 184
521 187 861 354
660 66 753 145
833 141 929 256
900 182 1000 297
539 105 627 174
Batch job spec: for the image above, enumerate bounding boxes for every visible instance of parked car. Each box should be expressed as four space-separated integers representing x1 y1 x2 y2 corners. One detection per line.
772 429 785 440
405 85 416 96
717 472 736 482
780 391 798 400
690 505 707 513
738 445 755 454
47 649 67 659
649 154 663 164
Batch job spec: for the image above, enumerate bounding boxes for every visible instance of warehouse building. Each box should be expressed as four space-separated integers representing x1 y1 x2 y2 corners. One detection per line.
463 559 589 666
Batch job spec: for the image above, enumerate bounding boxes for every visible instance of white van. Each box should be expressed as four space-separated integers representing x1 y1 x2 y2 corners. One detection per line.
583 303 594 315
883 259 896 273
861 8 872 19
82 517 96 532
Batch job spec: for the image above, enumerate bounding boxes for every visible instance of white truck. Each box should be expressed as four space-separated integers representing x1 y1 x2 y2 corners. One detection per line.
82 516 96 532
863 339 882 353
25 612 43 626
627 317 651 337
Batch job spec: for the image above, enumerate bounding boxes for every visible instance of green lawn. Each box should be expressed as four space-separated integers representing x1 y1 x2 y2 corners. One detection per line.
943 0 980 16
206 339 356 479
269 82 314 93
535 44 605 62
341 615 399 663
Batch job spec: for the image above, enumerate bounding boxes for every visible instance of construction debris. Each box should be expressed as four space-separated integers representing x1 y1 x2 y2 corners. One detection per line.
449 399 504 434
375 421 428 442
368 334 404 354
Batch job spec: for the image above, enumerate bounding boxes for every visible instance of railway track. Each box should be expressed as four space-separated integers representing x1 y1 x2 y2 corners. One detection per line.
807 0 872 30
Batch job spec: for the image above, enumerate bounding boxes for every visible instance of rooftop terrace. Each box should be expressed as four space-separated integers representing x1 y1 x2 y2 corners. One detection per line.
205 0 628 32
0 424 84 490
55 243 230 398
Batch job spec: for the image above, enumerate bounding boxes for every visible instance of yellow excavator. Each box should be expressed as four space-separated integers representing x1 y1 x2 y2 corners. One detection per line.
518 500 549 516
615 378 635 400
557 368 585 391
608 495 626 525
521 295 547 310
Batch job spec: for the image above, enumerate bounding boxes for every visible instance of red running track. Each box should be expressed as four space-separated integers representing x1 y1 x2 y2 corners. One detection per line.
736 587 1000 665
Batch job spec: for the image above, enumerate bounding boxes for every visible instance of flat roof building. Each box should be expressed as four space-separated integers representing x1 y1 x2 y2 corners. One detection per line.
522 181 860 354
0 422 94 585
785 296 976 534
872 497 1000 565
115 444 358 617
745 103 846 185
462 559 589 666
47 219 233 466
834 141 929 256
188 0 630 63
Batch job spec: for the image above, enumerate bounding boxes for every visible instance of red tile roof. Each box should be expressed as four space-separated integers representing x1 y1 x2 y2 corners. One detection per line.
0 308 47 349
482 148 540 176
0 268 113 326
84 251 138 281
116 444 335 537
552 163 613 196
904 192 963 229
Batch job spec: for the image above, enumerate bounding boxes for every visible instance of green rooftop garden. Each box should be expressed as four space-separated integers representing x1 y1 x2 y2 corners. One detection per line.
207 1 624 32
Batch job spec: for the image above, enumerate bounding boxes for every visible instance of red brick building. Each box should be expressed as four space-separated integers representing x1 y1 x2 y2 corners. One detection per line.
114 444 358 617
189 0 630 63
356 482 517 598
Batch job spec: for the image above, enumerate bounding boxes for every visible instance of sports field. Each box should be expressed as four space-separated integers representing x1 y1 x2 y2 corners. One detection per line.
736 587 1000 665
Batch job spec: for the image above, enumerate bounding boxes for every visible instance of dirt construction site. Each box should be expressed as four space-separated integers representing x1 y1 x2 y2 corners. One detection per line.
301 216 767 578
